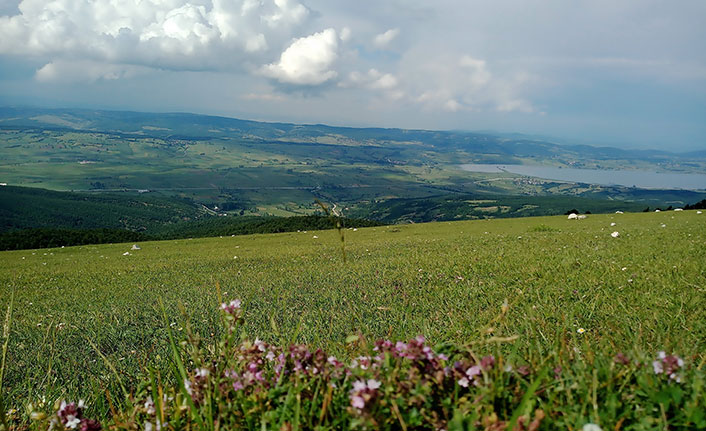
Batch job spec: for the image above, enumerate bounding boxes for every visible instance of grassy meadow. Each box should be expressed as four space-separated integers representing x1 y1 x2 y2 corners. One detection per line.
1 211 705 425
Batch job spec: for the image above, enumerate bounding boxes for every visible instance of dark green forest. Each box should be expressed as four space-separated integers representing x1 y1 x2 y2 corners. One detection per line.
0 228 149 250
0 216 383 250
0 185 204 231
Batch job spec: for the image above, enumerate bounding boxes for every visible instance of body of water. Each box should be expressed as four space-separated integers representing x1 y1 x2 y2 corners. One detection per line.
459 164 706 190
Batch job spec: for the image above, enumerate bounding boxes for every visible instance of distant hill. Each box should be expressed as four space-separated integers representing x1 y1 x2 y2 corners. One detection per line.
0 106 698 164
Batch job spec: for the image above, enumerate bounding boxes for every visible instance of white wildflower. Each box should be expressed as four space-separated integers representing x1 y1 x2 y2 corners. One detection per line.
65 416 80 429
367 379 381 390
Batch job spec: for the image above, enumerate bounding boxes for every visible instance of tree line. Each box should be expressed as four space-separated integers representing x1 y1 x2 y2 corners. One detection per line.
0 215 384 251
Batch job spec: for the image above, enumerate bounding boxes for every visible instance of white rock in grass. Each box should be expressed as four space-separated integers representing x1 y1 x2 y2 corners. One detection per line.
582 424 603 431
610 222 616 226
674 208 683 211
313 235 319 239
122 251 131 256
615 211 624 214
577 215 587 220
655 209 661 212
568 213 578 220
131 244 141 250
698 211 703 214
611 231 620 238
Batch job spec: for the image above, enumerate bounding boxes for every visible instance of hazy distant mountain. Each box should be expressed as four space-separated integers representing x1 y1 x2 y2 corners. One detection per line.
0 106 696 163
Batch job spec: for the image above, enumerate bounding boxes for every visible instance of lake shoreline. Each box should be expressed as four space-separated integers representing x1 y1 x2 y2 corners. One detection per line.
459 163 706 191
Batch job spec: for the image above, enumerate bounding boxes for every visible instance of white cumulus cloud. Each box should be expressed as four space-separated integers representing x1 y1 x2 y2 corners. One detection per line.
0 0 312 71
339 27 352 42
347 69 398 90
401 53 535 113
35 60 149 83
262 28 339 85
373 28 399 48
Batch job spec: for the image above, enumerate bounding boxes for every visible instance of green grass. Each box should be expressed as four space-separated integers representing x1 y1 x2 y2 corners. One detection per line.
0 211 705 422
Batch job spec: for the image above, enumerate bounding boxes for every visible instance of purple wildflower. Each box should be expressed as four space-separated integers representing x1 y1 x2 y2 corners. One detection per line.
220 299 241 315
480 355 495 370
351 396 365 409
56 400 101 431
614 353 630 366
349 379 382 411
652 351 685 382
79 419 102 431
466 365 482 377
517 365 531 376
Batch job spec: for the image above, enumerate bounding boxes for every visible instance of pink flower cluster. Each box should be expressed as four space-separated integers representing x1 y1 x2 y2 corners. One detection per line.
219 299 241 316
53 400 101 431
349 379 382 410
215 338 349 397
225 362 266 392
453 355 494 388
652 351 684 382
374 336 448 365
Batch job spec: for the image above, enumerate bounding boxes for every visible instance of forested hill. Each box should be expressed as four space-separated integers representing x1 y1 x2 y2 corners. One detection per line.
0 185 384 250
0 185 204 232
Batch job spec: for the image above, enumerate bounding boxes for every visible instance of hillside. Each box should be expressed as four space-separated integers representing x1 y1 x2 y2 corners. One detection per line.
0 107 704 169
0 185 204 232
0 107 701 168
1 211 704 412
0 186 391 249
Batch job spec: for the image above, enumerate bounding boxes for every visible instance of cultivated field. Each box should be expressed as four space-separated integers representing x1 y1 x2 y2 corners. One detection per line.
1 211 705 423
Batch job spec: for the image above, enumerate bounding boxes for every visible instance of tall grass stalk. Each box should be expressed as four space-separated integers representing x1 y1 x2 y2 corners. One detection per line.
315 199 346 262
0 289 14 431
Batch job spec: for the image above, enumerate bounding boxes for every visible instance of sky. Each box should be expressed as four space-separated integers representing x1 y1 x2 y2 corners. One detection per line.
0 0 705 151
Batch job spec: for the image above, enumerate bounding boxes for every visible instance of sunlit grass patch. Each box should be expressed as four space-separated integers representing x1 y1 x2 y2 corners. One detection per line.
0 211 705 427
